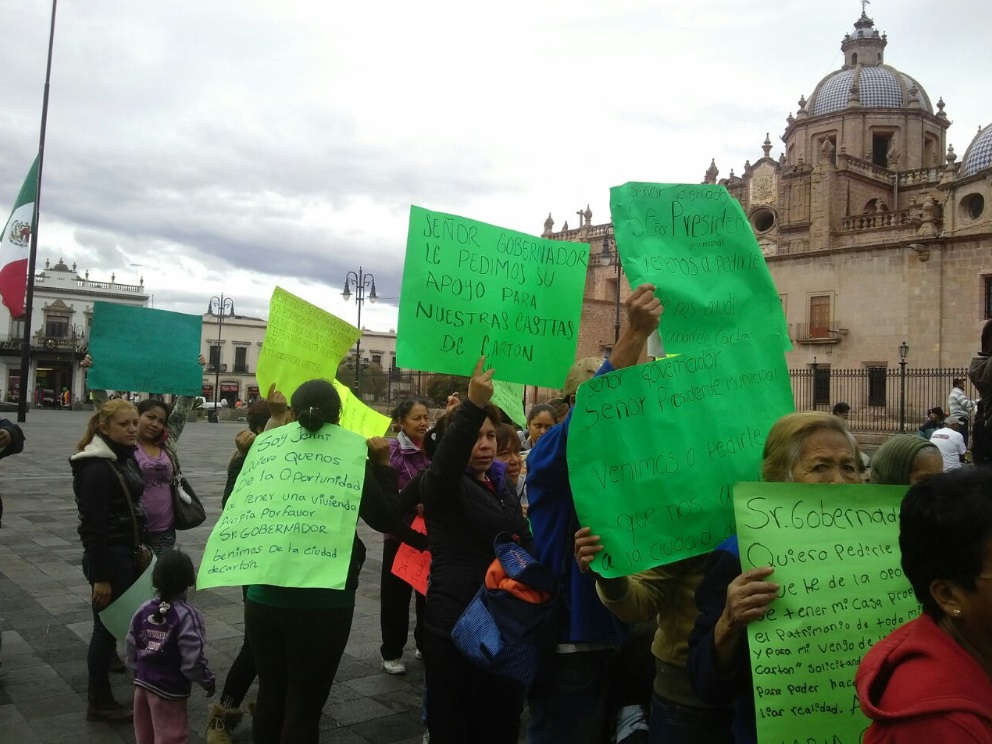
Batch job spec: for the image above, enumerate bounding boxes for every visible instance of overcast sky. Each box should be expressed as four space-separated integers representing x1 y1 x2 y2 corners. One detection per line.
1 0 989 331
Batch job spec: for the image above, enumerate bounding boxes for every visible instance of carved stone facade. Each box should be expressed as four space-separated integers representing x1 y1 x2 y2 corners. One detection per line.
543 11 992 378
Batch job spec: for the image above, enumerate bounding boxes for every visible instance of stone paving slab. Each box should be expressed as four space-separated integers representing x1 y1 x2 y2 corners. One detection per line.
0 409 439 743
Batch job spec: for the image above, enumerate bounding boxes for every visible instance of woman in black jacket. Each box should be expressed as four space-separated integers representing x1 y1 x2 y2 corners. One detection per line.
69 399 147 723
242 379 409 744
417 357 533 743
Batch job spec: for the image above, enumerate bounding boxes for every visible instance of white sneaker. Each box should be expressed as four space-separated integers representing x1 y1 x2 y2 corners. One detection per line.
381 658 406 675
415 649 423 660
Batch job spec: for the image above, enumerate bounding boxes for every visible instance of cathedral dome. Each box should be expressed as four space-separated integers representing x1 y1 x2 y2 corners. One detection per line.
961 124 992 177
806 12 933 118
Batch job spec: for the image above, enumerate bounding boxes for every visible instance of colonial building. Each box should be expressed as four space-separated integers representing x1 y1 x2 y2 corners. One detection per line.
544 10 992 393
0 258 149 405
201 312 267 406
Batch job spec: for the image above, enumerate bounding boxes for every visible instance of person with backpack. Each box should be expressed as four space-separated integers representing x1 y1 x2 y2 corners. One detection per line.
126 550 216 743
416 356 532 743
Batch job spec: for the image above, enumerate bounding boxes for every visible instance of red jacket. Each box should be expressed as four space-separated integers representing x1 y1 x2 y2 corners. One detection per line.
856 614 992 743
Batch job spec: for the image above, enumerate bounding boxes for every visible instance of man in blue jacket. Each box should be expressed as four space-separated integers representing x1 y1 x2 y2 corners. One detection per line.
525 284 660 744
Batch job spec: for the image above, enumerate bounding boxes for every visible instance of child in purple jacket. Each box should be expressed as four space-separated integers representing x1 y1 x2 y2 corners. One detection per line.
126 550 215 743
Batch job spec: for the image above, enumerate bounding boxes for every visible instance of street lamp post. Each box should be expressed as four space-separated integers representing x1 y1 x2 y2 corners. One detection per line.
207 294 235 422
341 267 376 395
898 341 909 432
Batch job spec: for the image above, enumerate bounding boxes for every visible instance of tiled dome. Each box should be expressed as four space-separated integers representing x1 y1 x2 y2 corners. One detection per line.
808 65 932 117
806 12 932 118
961 125 992 177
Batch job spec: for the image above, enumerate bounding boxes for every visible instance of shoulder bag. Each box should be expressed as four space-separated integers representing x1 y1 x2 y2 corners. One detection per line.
107 462 153 577
162 446 206 530
450 532 562 688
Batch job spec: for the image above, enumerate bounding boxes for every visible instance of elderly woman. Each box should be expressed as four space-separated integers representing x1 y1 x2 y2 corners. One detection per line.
870 434 944 486
856 468 992 740
686 411 863 743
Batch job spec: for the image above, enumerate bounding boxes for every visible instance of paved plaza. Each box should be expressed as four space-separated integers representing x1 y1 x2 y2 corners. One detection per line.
0 409 428 743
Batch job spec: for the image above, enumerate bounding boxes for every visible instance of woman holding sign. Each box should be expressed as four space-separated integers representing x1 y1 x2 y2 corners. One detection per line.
417 356 532 743
857 468 992 741
70 398 148 724
242 379 405 744
683 411 863 743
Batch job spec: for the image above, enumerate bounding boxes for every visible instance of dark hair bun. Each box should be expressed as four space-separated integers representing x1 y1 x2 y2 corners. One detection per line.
297 405 326 432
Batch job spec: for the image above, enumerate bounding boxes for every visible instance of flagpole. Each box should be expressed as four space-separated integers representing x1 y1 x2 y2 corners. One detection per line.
17 0 58 423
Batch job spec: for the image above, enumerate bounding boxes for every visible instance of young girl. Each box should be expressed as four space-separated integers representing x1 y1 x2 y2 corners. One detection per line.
126 550 216 744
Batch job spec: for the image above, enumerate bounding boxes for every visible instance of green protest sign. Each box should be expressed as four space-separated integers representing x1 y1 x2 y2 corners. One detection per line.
491 379 525 427
256 286 360 398
397 206 590 388
610 183 789 354
99 554 157 640
568 334 794 576
87 303 202 394
734 482 921 744
197 423 368 590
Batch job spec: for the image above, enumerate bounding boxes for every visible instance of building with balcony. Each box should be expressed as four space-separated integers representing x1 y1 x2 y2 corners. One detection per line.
200 313 267 406
0 258 149 405
543 10 992 391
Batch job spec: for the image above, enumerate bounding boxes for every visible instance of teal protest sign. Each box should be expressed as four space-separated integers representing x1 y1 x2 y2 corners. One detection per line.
397 206 590 388
197 423 368 590
735 482 921 743
568 334 794 576
87 303 203 394
610 183 789 354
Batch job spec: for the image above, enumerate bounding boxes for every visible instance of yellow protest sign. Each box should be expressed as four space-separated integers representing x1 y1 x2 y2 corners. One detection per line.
256 286 360 398
332 380 392 439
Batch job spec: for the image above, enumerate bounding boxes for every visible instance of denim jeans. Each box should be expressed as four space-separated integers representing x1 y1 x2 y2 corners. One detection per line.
649 693 735 744
148 528 176 556
82 545 136 687
527 650 613 744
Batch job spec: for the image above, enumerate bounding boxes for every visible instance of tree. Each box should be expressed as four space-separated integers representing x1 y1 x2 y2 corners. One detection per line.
425 374 469 406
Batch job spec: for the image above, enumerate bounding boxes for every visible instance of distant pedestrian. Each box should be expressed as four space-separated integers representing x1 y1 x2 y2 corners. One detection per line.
831 401 851 420
126 550 215 744
929 417 968 472
917 406 945 440
947 378 976 448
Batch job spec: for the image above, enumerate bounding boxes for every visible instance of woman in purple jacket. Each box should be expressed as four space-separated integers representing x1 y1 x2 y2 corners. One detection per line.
380 398 431 674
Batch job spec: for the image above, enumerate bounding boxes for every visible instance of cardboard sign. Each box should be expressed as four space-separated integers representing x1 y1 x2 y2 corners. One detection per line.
88 304 202 394
197 423 368 590
397 206 589 388
610 183 789 355
391 514 430 596
256 286 359 397
568 334 794 576
735 481 921 743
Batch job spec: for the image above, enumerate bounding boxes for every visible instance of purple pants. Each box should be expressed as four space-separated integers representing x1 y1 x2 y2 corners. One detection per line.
133 686 189 744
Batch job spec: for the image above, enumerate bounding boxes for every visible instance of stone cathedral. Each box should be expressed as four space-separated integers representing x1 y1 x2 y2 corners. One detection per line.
543 10 992 380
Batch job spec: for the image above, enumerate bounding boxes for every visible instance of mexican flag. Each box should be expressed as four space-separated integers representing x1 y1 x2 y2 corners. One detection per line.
0 157 40 318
